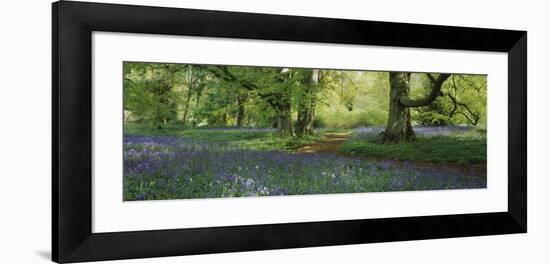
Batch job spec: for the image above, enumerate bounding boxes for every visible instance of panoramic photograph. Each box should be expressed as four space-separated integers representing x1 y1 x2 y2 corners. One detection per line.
123 62 487 201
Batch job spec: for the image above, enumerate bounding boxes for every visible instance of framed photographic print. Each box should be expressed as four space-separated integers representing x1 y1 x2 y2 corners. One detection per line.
52 1 527 263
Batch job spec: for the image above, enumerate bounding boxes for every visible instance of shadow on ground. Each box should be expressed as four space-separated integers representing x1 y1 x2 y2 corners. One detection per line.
35 251 51 260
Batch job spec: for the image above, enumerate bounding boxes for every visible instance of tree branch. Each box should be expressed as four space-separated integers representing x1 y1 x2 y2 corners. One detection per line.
445 75 481 126
447 94 458 117
196 65 259 91
197 65 290 112
459 75 485 94
457 111 479 126
399 73 450 107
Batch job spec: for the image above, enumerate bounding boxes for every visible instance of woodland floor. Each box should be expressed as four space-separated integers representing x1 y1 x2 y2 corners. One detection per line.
298 131 486 178
123 126 487 200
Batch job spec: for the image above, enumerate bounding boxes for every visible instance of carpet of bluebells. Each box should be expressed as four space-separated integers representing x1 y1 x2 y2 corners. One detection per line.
123 127 486 201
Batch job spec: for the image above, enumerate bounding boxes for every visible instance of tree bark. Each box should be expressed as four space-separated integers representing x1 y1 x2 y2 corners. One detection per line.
381 73 450 143
295 107 309 136
155 81 172 129
399 73 450 107
381 73 415 143
276 102 293 137
182 66 195 127
304 106 315 134
306 70 320 134
295 69 319 136
236 96 246 127
191 89 203 127
181 88 192 126
273 68 294 137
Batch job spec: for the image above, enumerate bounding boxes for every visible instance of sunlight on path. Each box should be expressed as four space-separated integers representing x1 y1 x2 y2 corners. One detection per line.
298 132 352 154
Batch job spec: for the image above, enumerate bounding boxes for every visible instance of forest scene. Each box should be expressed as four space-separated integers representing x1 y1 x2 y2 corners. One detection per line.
123 62 487 201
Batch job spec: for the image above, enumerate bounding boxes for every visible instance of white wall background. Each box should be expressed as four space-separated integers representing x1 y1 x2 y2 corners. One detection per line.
0 0 547 263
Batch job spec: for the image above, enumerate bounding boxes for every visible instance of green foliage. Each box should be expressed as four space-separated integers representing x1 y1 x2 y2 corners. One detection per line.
124 63 185 127
314 71 389 128
123 62 486 133
411 74 487 126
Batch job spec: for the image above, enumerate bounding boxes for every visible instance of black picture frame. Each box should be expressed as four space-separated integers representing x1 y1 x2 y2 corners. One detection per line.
52 1 527 263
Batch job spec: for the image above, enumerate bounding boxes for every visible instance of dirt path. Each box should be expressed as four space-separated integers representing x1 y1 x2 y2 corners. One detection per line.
298 132 352 154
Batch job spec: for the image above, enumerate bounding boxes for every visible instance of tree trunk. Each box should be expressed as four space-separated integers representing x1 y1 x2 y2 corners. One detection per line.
381 73 415 143
181 88 192 126
191 90 202 127
295 109 308 136
182 67 194 127
381 72 450 143
156 82 171 129
273 68 294 137
306 70 319 134
222 112 227 126
236 96 246 127
304 104 315 135
296 104 315 136
295 70 319 136
276 102 293 137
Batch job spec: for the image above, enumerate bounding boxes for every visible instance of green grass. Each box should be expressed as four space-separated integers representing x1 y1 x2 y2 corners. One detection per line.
339 130 486 165
124 123 322 152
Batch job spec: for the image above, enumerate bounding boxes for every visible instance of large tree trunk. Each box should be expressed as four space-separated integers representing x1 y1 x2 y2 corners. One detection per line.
295 107 309 136
381 72 451 143
296 105 316 136
273 68 294 137
295 70 319 136
381 73 415 143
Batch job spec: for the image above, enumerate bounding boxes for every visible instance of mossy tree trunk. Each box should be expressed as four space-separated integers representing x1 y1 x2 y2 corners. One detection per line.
295 69 319 137
381 73 415 142
276 102 293 137
381 72 451 143
274 68 294 137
